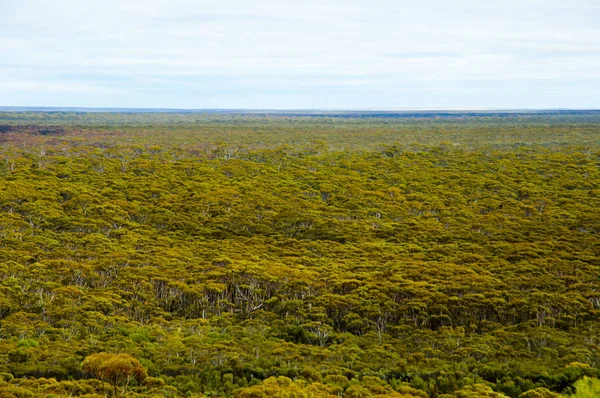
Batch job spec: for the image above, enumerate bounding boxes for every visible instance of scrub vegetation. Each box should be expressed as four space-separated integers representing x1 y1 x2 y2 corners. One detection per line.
0 111 599 397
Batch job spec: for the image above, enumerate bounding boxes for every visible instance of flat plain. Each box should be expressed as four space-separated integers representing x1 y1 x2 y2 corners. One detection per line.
0 110 599 397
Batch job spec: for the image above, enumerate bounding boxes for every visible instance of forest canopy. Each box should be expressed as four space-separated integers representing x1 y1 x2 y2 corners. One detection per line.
0 111 599 397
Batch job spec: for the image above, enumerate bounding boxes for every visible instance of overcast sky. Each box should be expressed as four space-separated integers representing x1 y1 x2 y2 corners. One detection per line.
1 0 599 109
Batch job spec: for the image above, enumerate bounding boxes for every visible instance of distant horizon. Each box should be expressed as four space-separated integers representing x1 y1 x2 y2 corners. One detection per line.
1 106 599 113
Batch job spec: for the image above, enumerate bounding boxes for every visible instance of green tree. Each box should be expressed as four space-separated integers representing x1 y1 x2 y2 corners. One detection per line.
82 352 147 397
571 377 600 398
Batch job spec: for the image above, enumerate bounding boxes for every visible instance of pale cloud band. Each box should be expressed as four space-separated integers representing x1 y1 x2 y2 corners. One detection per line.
1 0 599 109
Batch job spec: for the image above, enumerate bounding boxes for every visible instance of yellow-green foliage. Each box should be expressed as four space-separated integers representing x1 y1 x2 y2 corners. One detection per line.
571 377 600 398
0 112 600 397
519 387 563 397
453 383 510 397
82 353 147 397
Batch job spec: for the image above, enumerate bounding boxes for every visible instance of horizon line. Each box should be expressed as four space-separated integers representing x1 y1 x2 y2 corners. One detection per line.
1 106 600 113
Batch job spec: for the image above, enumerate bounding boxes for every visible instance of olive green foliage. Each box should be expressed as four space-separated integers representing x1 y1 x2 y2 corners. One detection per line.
519 387 563 397
82 352 147 397
0 112 599 397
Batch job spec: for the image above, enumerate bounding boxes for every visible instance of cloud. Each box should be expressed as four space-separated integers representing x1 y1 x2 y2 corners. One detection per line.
0 79 124 94
1 0 599 108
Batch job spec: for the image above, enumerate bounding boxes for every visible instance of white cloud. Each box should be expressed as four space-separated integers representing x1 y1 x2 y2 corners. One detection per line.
0 79 125 94
1 0 599 108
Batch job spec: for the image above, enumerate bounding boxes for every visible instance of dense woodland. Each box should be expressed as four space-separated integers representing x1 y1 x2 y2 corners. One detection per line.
0 112 600 397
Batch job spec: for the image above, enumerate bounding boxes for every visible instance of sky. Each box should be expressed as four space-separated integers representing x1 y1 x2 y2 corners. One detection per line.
1 0 599 109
